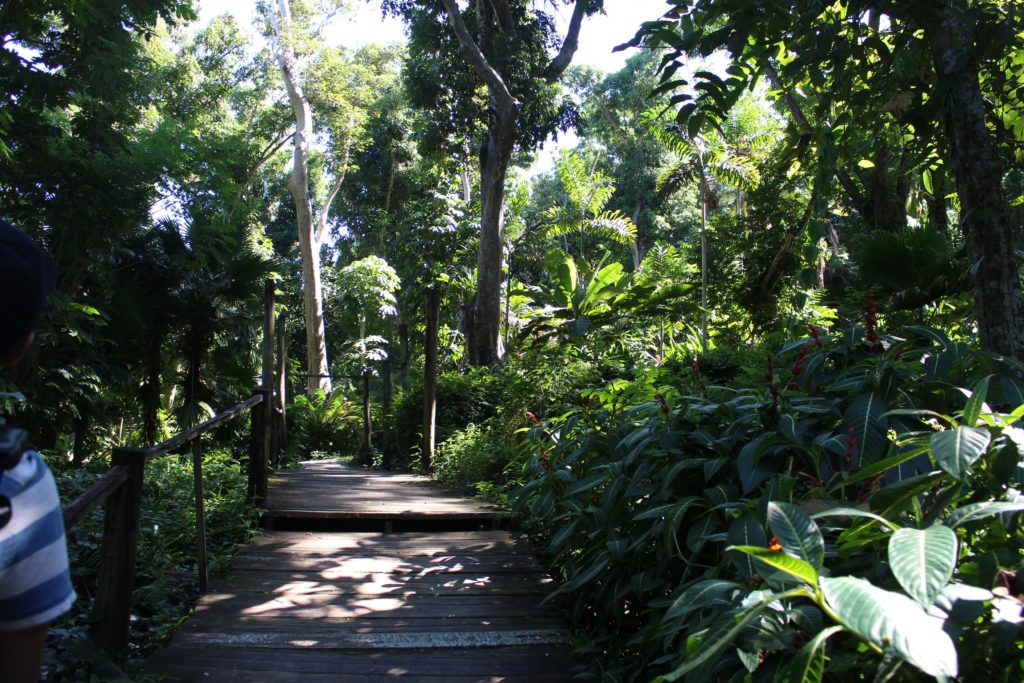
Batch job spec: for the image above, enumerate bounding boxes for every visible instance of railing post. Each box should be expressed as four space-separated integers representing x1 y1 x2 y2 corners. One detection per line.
193 436 209 593
248 389 271 506
91 447 146 661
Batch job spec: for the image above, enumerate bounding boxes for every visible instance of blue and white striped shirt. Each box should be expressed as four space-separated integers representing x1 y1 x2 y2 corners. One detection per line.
0 450 75 630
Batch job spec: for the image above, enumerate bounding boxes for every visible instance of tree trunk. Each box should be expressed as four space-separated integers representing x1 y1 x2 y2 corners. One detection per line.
466 114 516 367
142 344 161 446
274 311 288 462
928 2 1024 364
700 171 709 348
361 369 372 463
438 0 586 366
272 0 331 395
381 356 393 470
421 287 441 473
398 317 410 391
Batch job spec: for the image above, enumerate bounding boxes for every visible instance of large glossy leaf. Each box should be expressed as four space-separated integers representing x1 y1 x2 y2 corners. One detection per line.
728 545 818 585
930 426 991 480
843 392 889 464
663 593 781 681
820 577 957 678
887 525 957 606
664 579 740 621
773 626 843 683
960 375 992 428
945 500 1024 527
727 514 767 580
810 507 900 531
768 501 825 569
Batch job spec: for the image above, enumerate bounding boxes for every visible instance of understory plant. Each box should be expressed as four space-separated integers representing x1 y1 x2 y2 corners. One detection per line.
514 323 1024 682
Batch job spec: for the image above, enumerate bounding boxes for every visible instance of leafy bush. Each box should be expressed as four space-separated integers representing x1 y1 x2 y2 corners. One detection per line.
433 422 519 494
287 389 361 459
514 324 1024 682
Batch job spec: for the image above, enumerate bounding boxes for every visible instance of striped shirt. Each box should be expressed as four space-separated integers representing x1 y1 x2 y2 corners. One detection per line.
0 450 75 630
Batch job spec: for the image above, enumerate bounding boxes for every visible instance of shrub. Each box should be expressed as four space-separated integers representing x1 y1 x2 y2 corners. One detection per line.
433 423 517 494
287 389 361 459
514 324 1024 682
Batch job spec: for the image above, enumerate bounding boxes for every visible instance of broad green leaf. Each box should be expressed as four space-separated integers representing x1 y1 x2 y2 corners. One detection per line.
836 446 930 491
960 375 992 427
768 501 825 569
665 579 740 621
548 520 579 554
887 525 957 606
633 496 703 521
930 426 991 480
820 577 958 678
565 472 605 496
727 514 767 580
773 625 843 683
945 501 1024 527
728 546 818 585
810 507 900 532
664 593 783 681
843 393 889 464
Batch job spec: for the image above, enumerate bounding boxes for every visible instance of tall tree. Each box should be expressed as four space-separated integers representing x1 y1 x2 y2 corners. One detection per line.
630 0 1024 362
386 0 604 367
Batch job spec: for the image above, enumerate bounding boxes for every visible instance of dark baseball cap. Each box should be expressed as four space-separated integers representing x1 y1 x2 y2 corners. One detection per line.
0 218 57 358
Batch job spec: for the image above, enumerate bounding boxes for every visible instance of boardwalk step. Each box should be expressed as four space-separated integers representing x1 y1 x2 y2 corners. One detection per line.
139 461 576 682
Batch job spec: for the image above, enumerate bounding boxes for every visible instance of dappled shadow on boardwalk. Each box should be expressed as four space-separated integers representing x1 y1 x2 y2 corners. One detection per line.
138 463 574 682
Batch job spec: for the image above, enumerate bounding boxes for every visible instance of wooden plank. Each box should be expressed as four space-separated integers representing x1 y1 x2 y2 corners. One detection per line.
140 460 577 681
143 645 574 675
172 627 571 648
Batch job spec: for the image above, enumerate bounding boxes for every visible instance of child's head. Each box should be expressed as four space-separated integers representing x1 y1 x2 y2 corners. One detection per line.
0 218 56 366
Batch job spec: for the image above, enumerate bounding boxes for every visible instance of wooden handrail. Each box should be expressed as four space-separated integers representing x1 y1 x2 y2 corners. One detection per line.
63 465 129 531
143 393 264 462
58 391 271 662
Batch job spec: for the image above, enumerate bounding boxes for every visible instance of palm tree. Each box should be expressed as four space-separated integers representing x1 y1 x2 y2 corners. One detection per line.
654 126 761 347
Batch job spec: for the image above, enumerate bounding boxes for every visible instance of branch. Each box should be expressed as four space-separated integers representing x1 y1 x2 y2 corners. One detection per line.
256 133 291 167
543 0 588 81
439 0 518 117
760 186 819 294
762 60 867 211
316 130 354 245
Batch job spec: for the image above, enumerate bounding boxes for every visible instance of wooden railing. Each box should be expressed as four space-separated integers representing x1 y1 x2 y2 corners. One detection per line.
61 389 272 661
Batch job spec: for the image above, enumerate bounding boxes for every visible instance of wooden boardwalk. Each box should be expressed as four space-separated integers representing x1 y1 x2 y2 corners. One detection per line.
139 460 574 682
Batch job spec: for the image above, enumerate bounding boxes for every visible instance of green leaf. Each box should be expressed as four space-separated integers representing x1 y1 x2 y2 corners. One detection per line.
727 514 768 580
664 593 784 681
930 427 991 480
768 501 825 569
773 626 844 683
945 501 1024 527
857 159 876 168
960 375 992 428
548 520 579 553
728 546 818 585
665 579 740 621
887 525 957 606
810 507 900 532
844 392 889 464
819 577 958 678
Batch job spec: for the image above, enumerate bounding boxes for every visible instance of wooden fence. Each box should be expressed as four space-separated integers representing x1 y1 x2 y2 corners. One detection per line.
60 389 272 661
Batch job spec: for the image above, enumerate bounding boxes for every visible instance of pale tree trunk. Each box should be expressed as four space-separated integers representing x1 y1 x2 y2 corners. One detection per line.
271 0 331 394
438 0 588 367
699 171 709 348
421 287 441 472
928 1 1024 364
